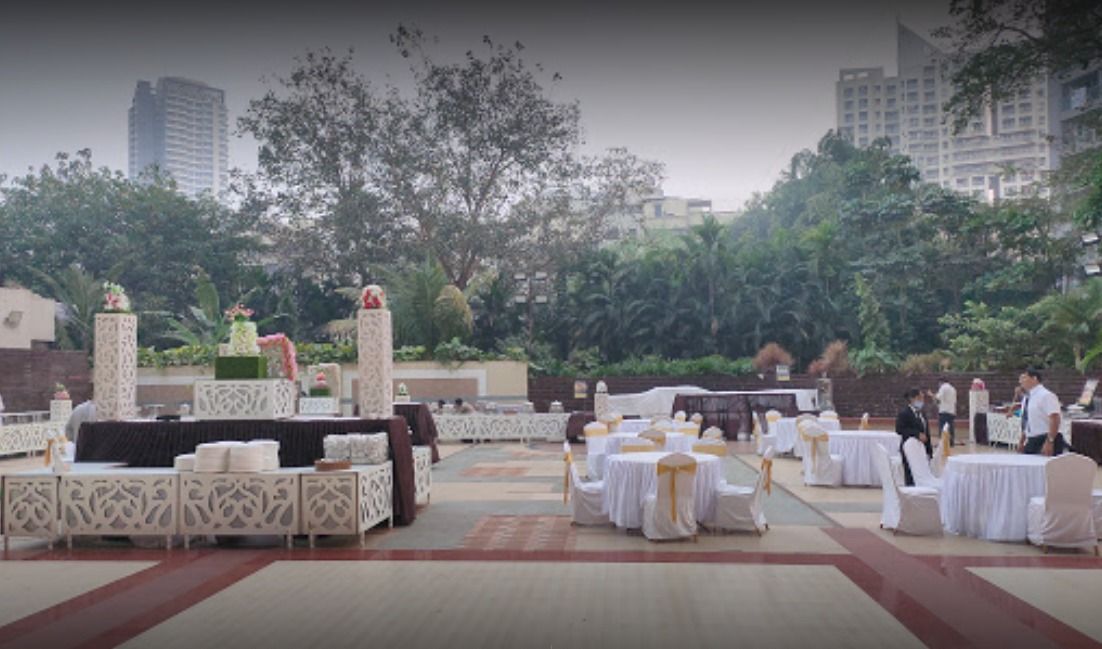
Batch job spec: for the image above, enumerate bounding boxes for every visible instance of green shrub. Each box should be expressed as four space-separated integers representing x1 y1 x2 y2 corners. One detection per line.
900 350 953 375
850 346 900 376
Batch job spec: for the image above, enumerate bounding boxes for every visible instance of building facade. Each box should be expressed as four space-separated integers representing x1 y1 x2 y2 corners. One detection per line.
128 77 229 198
836 24 1057 202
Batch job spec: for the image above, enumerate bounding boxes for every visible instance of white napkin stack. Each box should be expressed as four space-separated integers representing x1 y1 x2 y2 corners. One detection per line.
194 442 238 473
228 443 265 472
250 439 280 471
174 454 196 471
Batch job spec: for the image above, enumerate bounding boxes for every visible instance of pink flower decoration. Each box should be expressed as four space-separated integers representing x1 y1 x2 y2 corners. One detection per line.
361 285 386 310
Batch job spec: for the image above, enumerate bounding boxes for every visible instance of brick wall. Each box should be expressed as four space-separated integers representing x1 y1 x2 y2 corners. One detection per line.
0 348 92 412
529 370 1091 417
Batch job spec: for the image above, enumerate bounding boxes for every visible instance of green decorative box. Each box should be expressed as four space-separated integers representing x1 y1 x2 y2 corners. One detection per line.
215 356 268 380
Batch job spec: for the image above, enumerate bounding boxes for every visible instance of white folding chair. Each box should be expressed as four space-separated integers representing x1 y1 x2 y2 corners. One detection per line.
1027 454 1099 553
713 447 774 534
873 444 942 536
800 423 844 487
564 441 608 526
902 437 942 490
642 453 698 541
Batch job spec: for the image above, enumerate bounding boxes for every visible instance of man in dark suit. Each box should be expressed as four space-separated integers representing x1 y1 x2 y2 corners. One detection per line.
895 388 931 486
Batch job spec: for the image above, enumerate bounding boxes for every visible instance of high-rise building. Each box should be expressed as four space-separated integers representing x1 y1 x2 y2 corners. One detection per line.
128 77 229 198
836 24 1058 202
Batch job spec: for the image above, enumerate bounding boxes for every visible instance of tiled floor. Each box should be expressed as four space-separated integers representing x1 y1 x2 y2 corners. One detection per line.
2 439 1102 648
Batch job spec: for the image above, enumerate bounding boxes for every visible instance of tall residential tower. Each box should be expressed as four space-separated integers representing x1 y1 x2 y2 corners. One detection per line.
128 77 229 198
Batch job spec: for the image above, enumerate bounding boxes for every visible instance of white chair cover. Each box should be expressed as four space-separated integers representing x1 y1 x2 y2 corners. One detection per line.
800 424 844 487
756 411 778 456
564 441 607 525
1093 490 1102 540
714 448 774 533
1027 454 1098 550
584 422 609 480
902 438 942 490
642 453 698 540
702 426 724 440
874 444 941 535
819 410 839 421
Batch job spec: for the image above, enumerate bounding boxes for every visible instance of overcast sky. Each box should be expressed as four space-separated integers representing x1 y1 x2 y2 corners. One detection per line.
0 0 951 210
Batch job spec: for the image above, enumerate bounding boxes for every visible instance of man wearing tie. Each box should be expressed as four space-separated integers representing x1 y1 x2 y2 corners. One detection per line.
895 388 931 486
1017 368 1066 456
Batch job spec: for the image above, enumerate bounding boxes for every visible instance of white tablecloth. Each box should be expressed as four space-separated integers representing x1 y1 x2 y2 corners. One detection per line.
941 454 1050 541
604 432 696 457
616 419 652 434
827 430 901 486
776 418 840 455
602 452 722 528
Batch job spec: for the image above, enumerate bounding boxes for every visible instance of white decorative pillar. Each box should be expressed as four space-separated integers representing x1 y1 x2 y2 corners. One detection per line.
594 380 609 420
50 400 72 423
357 308 393 419
93 313 138 421
968 389 989 444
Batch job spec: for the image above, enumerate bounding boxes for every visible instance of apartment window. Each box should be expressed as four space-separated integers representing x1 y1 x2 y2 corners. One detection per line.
859 98 868 108
859 111 868 120
1003 105 1015 115
886 84 896 94
1019 88 1031 99
924 91 936 101
924 117 936 126
1002 118 1015 129
1019 102 1032 113
887 97 897 108
844 87 854 98
972 176 985 186
924 78 936 89
844 100 854 110
859 85 868 96
907 92 918 102
859 124 869 133
1019 116 1032 127
906 78 918 89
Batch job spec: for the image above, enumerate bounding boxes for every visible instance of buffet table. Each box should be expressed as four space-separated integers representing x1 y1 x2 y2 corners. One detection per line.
433 413 571 443
671 392 799 439
75 416 418 525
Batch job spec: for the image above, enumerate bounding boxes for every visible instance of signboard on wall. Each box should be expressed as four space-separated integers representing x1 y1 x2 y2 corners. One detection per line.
776 365 790 382
573 380 588 399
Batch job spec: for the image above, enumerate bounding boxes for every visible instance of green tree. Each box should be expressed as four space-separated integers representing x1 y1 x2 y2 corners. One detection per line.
31 265 103 351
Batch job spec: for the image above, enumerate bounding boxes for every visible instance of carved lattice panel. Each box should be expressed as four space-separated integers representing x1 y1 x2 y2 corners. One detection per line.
358 463 393 531
93 313 138 421
61 473 177 536
357 309 393 418
3 475 58 540
413 446 432 506
193 379 295 420
180 473 298 536
301 472 358 536
0 422 52 456
298 397 339 416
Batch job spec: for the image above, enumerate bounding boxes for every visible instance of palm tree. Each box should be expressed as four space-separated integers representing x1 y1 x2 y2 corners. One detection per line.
31 264 102 351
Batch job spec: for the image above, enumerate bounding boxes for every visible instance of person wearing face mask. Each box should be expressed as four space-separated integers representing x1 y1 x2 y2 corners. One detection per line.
895 387 931 486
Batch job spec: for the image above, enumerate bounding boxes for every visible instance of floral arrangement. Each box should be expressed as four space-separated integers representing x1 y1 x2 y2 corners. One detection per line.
309 371 331 397
361 284 386 310
971 378 986 391
102 282 131 312
257 333 298 382
53 383 70 400
225 304 254 322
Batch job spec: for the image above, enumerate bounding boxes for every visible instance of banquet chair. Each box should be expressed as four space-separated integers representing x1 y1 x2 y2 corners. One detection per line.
873 444 942 536
702 426 724 441
639 430 667 448
713 447 774 534
642 453 698 541
563 441 608 526
800 423 844 487
819 410 839 426
930 424 950 477
759 410 781 456
902 438 942 490
674 411 687 422
1027 453 1099 553
621 441 657 453
690 413 704 426
675 421 701 438
583 421 610 480
692 440 727 457
653 419 674 433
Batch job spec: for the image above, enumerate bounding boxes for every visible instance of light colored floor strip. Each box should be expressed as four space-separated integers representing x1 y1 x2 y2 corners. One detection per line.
969 567 1102 643
121 561 925 649
0 561 155 626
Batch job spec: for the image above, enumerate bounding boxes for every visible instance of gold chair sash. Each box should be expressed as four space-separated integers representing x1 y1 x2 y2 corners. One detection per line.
621 443 654 454
940 427 951 458
859 413 869 430
656 461 698 523
563 451 574 504
760 457 773 495
692 442 726 457
584 423 609 438
640 431 667 447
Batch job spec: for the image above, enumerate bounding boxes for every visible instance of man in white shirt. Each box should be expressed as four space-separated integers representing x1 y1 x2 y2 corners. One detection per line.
928 377 957 445
1017 368 1066 456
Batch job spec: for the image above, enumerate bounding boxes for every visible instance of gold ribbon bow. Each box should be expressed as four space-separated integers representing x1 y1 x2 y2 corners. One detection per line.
563 452 574 504
799 430 827 473
760 457 773 495
656 461 697 523
859 414 869 430
43 433 67 468
940 428 951 459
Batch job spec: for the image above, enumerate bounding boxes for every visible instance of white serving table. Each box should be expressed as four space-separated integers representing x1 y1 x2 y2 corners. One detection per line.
941 454 1050 541
602 452 722 529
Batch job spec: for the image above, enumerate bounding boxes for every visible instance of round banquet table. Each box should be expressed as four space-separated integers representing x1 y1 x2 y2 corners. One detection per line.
776 417 840 455
940 454 1050 541
616 419 651 434
826 430 901 486
602 452 722 529
605 432 696 456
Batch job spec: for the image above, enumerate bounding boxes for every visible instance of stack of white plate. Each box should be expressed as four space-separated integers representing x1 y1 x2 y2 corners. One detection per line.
228 443 265 473
194 442 235 473
249 439 280 471
324 435 351 461
174 454 196 472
